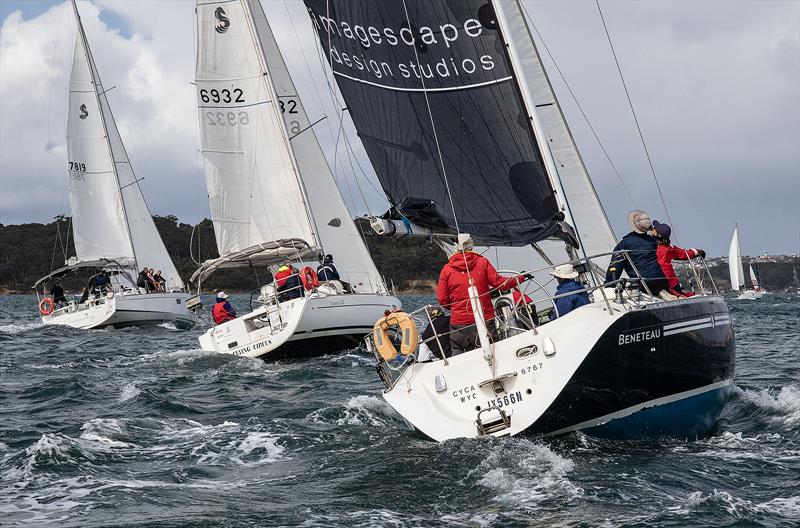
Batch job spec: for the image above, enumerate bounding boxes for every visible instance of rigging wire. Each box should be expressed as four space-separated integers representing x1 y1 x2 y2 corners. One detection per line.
519 2 636 209
594 0 676 235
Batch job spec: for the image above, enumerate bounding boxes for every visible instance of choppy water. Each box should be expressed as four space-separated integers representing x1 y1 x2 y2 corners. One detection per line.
1 293 798 527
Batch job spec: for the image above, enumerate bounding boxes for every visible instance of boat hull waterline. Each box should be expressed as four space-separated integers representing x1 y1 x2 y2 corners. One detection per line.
41 293 197 330
383 295 734 441
200 293 401 359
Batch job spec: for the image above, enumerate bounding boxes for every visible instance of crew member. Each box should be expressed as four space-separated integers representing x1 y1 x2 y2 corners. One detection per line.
317 254 340 281
605 210 674 299
212 291 236 324
50 282 67 307
275 264 302 301
137 269 150 292
417 306 451 361
551 264 591 318
153 270 167 292
436 233 530 355
92 270 112 296
652 221 705 296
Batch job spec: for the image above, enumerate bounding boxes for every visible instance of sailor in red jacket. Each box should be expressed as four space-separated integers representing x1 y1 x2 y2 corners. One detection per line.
652 221 705 296
437 234 529 355
212 291 237 325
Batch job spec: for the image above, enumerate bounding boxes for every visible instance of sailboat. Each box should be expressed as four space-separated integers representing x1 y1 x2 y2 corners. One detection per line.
192 0 400 358
306 0 735 440
33 0 199 330
729 226 764 299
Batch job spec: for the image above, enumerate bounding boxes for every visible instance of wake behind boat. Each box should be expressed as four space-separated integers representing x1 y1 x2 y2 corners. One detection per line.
33 1 198 330
192 0 399 358
306 0 735 441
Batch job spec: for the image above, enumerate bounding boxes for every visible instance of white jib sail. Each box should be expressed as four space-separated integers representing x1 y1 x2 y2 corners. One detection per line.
68 8 184 290
195 0 317 271
728 228 744 291
246 0 384 293
749 264 759 289
492 0 618 273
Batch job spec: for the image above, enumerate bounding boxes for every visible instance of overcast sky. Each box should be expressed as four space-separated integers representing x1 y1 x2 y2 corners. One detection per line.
1 0 798 256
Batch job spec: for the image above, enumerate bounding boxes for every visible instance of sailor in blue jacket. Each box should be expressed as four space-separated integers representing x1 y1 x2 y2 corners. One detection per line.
317 254 340 281
605 210 671 296
551 264 590 318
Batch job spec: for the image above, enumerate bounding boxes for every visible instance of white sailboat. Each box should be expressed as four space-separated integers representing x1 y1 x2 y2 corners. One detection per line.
33 0 198 330
729 226 764 299
192 0 400 358
307 0 735 441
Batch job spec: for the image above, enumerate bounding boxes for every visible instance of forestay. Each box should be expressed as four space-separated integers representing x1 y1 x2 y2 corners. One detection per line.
303 0 565 247
194 0 319 280
68 7 184 290
247 0 384 293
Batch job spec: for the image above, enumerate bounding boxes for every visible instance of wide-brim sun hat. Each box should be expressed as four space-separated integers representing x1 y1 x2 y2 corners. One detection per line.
550 264 579 279
217 291 228 299
628 210 653 234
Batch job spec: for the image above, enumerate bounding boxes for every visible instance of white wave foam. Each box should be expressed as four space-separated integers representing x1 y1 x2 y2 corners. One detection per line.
118 382 141 402
0 321 42 334
157 321 179 330
740 385 800 428
682 489 800 519
236 432 285 464
757 495 800 517
306 394 395 427
476 440 581 509
79 419 134 449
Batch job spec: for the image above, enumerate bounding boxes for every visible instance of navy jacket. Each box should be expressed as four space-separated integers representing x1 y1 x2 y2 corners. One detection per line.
553 279 590 318
317 262 340 281
605 232 666 284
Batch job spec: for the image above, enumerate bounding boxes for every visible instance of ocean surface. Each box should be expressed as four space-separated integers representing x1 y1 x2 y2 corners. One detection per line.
1 293 798 527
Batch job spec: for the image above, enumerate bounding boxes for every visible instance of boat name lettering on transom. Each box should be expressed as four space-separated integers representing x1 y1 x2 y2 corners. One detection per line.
233 338 270 356
618 328 661 346
486 391 523 409
453 385 476 402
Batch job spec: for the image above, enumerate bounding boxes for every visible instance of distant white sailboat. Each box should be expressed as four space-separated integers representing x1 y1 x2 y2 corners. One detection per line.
729 226 764 299
192 0 400 358
33 1 199 330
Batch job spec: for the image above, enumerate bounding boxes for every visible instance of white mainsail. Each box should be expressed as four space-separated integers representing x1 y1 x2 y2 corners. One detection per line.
728 227 745 291
68 2 184 290
492 1 618 271
194 0 319 281
246 0 384 292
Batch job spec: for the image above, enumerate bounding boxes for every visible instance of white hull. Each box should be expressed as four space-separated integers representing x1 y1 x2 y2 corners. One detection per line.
40 292 197 330
737 290 765 300
380 294 734 441
199 292 401 359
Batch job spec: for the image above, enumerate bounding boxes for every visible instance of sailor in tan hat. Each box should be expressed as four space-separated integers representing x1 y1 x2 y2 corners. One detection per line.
550 264 590 318
605 210 673 299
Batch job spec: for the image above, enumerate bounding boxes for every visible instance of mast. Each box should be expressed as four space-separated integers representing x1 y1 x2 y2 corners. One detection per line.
240 0 321 251
70 0 139 274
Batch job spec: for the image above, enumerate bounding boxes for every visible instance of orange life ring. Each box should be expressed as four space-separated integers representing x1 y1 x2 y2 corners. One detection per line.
372 310 420 361
299 266 319 291
39 297 55 316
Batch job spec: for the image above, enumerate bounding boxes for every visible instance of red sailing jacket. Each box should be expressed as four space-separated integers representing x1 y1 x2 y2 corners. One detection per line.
656 245 701 291
274 268 293 288
436 252 527 326
212 301 235 325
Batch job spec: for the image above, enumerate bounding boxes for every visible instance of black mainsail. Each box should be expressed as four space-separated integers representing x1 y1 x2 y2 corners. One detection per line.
304 0 565 246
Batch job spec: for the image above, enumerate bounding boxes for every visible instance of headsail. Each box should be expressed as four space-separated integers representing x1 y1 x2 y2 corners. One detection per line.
749 264 759 290
728 227 744 291
194 0 320 281
492 1 617 266
303 0 567 247
246 0 385 293
68 2 184 290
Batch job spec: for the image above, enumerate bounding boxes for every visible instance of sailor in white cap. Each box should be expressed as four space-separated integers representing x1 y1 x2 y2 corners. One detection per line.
550 264 590 318
212 291 237 325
